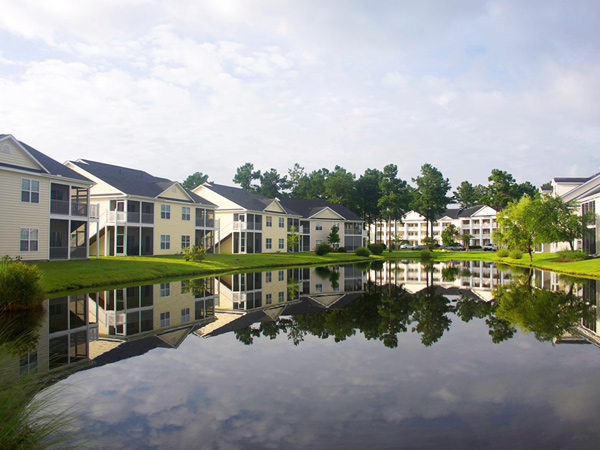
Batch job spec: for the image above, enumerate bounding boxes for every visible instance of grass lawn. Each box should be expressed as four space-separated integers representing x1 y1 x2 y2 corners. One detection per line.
34 250 600 296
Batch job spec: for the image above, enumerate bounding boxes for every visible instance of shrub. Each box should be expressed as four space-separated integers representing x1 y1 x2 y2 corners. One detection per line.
315 243 332 256
509 249 523 259
497 248 509 257
420 249 431 259
337 247 347 253
182 245 206 262
0 259 45 312
368 243 384 255
380 243 386 250
556 250 587 262
355 246 371 257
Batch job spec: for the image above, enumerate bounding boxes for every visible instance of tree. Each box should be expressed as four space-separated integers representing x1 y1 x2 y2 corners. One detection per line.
287 225 300 253
480 169 522 209
257 168 288 198
460 232 473 251
411 164 452 238
550 197 596 251
494 195 557 262
378 164 412 250
356 168 383 239
453 181 484 208
324 166 357 210
441 224 459 246
233 163 260 191
294 168 329 199
182 172 209 190
287 163 306 197
327 225 340 249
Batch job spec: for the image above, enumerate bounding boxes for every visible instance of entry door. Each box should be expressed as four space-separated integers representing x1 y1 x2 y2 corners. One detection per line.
116 226 125 255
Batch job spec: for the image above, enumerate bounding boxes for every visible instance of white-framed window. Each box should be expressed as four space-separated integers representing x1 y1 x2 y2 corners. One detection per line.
279 217 285 228
316 284 323 293
316 222 323 231
278 292 284 302
278 238 284 249
20 228 39 252
161 234 170 250
265 272 272 283
266 216 272 227
21 179 40 203
160 283 170 297
316 239 323 245
278 270 284 281
266 293 272 305
181 235 190 249
266 238 272 249
181 308 190 323
160 311 170 327
182 206 190 221
161 204 171 219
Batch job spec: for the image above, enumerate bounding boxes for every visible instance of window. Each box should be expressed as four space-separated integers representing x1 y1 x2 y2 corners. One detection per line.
316 222 323 231
278 292 284 302
265 271 272 283
20 228 39 252
316 284 323 293
161 204 170 219
279 217 285 228
266 238 272 249
160 311 170 327
181 308 190 323
181 235 190 249
278 238 284 249
21 179 40 203
182 206 190 221
160 283 170 297
278 270 284 281
316 239 323 245
266 216 272 227
160 235 170 250
266 293 272 305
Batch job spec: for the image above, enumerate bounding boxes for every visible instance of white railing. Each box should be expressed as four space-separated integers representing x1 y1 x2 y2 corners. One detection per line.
233 221 247 231
90 203 100 220
108 211 127 223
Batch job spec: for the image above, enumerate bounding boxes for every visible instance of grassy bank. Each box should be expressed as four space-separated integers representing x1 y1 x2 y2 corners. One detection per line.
34 250 600 296
35 252 372 295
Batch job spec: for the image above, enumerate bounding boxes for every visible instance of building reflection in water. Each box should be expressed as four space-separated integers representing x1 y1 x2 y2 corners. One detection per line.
9 261 600 379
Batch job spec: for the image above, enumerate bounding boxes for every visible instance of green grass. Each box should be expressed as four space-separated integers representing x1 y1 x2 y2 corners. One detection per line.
34 252 374 295
32 249 600 296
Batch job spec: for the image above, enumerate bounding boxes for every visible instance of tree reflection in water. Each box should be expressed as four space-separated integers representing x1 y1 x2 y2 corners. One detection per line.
235 263 595 349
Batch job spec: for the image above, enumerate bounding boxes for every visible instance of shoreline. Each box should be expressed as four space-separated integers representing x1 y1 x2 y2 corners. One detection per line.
33 250 600 297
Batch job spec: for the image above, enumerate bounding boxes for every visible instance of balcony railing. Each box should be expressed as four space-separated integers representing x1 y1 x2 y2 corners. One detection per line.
127 212 140 223
233 221 247 231
71 202 87 216
51 199 69 215
142 213 154 224
108 211 127 223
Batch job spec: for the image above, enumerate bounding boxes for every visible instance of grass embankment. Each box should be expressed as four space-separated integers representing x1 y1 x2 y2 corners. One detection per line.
35 252 372 295
379 250 600 279
34 250 600 296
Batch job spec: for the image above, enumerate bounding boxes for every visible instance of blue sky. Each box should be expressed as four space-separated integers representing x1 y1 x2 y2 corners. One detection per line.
1 0 599 189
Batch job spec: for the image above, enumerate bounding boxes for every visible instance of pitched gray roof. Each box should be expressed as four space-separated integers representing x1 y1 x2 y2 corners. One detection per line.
205 183 281 212
0 135 92 183
278 197 362 221
437 205 494 220
71 159 214 205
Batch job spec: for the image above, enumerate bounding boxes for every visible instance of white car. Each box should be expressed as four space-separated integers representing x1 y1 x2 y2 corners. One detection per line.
483 243 497 251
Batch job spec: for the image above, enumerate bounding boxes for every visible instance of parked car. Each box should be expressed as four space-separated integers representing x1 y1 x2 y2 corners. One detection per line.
445 244 465 251
483 243 497 251
399 243 416 250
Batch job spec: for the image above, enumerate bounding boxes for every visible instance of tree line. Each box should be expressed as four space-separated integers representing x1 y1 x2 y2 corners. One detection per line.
183 163 539 243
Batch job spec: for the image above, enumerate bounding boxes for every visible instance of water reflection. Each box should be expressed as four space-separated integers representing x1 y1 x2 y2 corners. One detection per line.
4 261 600 379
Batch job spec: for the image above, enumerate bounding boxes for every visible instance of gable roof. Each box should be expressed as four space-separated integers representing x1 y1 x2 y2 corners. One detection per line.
203 182 284 212
70 159 214 205
278 198 362 221
0 134 92 183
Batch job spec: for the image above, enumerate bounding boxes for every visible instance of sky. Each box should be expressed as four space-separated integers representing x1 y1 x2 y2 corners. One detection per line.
1 0 600 190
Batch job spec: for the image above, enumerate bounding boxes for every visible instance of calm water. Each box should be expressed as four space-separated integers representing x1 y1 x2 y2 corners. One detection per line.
9 261 600 449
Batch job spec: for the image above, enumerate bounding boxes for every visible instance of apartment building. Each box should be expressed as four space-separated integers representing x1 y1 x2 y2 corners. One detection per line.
372 206 498 248
65 160 216 256
0 134 96 261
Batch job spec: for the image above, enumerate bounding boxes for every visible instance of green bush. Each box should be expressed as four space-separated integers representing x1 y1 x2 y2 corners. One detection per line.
355 246 371 257
368 243 384 255
0 259 45 312
556 250 587 261
182 245 206 262
509 249 523 259
497 248 509 257
315 243 332 256
420 249 431 259
337 247 347 253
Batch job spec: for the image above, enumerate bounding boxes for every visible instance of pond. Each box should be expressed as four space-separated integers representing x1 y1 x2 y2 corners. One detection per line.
5 260 600 449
